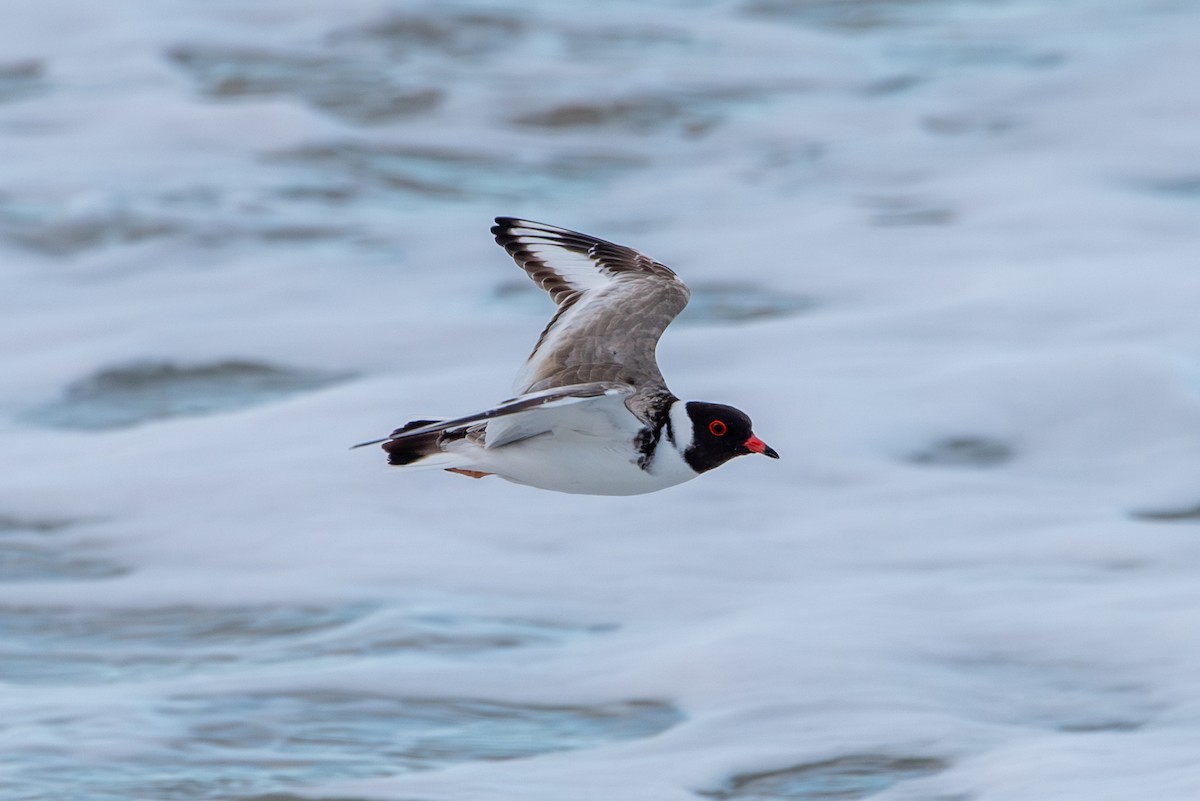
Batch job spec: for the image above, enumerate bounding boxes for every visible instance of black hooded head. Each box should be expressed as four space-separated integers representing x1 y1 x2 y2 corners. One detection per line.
681 401 778 473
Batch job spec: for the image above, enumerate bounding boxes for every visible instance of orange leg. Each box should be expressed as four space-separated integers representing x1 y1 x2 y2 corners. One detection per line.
445 468 493 479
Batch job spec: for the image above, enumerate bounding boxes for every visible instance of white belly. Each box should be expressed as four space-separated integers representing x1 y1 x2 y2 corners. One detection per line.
452 431 698 496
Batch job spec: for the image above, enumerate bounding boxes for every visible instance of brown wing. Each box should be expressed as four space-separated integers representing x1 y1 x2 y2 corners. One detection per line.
491 218 690 420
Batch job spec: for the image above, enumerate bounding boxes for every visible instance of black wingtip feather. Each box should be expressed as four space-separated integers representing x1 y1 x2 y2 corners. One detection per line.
492 216 522 241
389 419 442 438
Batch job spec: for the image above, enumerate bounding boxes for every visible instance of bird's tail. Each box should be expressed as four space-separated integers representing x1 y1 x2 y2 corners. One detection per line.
352 419 470 468
382 419 447 466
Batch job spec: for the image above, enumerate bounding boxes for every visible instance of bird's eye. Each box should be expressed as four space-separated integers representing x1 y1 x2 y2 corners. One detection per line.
708 419 727 437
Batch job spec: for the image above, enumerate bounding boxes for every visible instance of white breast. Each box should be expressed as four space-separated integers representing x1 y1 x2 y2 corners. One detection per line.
641 399 698 486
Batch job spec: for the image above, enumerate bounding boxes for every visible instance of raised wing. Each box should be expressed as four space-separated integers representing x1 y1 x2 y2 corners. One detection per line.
492 218 690 420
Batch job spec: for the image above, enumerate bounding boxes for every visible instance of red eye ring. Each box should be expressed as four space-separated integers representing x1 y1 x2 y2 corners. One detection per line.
708 419 727 437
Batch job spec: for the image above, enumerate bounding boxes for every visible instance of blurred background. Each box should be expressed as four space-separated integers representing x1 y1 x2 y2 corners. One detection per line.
2 1 1199 800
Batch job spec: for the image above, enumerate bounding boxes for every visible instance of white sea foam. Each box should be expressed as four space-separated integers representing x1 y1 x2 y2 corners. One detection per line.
2 1 1199 799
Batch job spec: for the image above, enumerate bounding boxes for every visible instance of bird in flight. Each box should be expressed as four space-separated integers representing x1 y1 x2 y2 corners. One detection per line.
354 218 778 495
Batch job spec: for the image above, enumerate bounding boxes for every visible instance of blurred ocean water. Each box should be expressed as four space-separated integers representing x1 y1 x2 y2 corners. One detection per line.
2 1 1200 799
